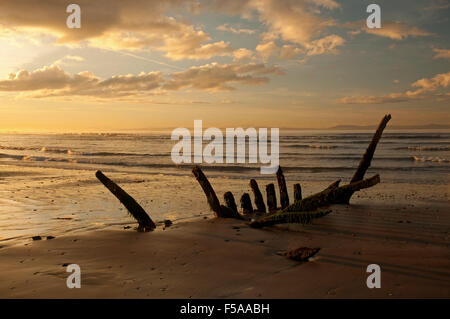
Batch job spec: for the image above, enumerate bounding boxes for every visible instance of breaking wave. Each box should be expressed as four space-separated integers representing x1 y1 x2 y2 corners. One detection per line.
413 156 449 163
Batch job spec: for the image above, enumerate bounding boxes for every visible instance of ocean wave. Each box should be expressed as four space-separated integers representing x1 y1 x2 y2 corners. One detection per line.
407 146 450 151
281 134 450 140
40 147 77 155
81 151 169 157
0 145 35 151
1 151 444 165
382 134 449 139
286 144 339 149
1 152 447 172
413 156 449 163
0 145 168 157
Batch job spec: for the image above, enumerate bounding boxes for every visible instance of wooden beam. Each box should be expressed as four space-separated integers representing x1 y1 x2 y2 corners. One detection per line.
250 179 266 214
293 183 302 201
240 193 254 215
266 183 277 212
96 171 155 232
351 114 391 183
224 191 238 215
276 166 289 209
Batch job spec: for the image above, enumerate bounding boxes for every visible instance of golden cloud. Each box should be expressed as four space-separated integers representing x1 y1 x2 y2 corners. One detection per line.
256 41 279 60
0 0 347 63
345 20 432 40
217 24 256 35
0 62 282 98
0 0 236 60
338 72 450 104
0 64 163 98
163 62 284 91
433 48 450 60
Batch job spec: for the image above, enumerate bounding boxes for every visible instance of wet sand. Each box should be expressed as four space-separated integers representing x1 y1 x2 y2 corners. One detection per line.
1 202 449 298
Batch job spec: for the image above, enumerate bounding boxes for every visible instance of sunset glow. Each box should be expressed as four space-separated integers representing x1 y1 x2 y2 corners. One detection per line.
0 0 448 132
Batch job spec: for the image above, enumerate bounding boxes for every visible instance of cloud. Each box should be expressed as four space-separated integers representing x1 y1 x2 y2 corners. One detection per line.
217 24 256 35
306 0 340 10
338 93 409 104
256 41 279 60
338 72 450 104
345 20 432 40
407 72 450 97
276 35 344 60
233 48 254 61
163 31 234 60
304 35 345 56
424 0 450 10
0 0 345 62
279 45 303 59
163 62 283 91
0 62 282 98
0 0 235 61
53 55 85 66
214 0 342 58
0 64 163 98
251 0 339 45
433 48 450 60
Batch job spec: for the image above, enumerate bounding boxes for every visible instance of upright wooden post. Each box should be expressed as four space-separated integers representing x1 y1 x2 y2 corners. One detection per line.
192 166 224 217
250 179 266 214
293 183 302 201
240 193 254 215
266 183 277 212
276 166 289 209
224 191 238 215
351 114 391 183
95 171 155 232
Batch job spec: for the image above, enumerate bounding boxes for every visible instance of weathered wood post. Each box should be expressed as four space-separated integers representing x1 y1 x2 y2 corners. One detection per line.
95 170 155 232
276 166 289 209
224 191 238 215
284 174 381 212
192 166 224 217
250 179 266 214
326 179 341 190
351 114 391 183
240 193 254 215
266 183 277 212
293 183 302 202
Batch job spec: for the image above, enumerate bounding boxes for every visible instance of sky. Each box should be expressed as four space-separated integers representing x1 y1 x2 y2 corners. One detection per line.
0 0 449 132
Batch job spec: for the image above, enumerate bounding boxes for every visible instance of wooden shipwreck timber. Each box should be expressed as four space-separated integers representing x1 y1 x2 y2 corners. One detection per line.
95 114 391 234
192 114 391 228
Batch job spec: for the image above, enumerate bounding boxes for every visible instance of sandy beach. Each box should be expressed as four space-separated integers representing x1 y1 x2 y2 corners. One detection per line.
0 129 448 299
0 0 449 304
1 198 448 298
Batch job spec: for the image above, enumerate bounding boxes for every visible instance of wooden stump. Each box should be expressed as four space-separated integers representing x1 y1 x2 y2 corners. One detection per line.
192 166 242 219
266 183 277 212
95 171 155 232
224 191 238 215
240 193 254 215
284 174 380 212
276 166 289 209
351 114 391 183
293 183 302 201
192 166 224 218
250 179 266 214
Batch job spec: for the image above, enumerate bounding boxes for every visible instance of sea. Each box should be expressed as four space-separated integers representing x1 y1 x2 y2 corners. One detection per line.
0 131 449 183
0 131 449 246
